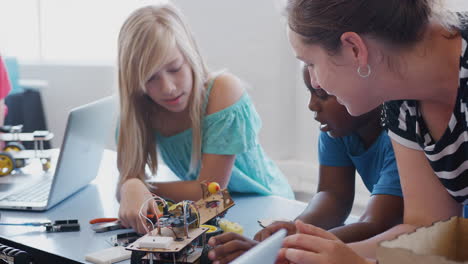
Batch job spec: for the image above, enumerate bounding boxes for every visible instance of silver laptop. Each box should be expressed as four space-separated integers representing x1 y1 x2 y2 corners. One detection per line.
0 96 115 211
230 229 286 264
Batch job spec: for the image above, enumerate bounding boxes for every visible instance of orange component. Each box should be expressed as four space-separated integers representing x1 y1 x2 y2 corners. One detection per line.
89 218 118 224
89 214 162 225
147 213 164 219
208 182 221 194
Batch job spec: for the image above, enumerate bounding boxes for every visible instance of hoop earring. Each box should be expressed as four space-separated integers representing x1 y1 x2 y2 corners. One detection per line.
357 64 371 78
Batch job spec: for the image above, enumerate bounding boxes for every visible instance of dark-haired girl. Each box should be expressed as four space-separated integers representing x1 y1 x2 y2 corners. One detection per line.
282 0 467 263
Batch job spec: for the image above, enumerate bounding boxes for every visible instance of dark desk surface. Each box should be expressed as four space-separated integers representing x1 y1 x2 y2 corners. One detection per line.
0 150 306 263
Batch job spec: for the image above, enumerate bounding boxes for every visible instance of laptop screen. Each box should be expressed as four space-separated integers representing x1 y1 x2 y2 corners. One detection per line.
0 96 116 211
48 96 116 209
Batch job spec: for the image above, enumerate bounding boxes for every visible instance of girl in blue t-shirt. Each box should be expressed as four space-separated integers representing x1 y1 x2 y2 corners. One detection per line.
116 3 293 234
207 66 404 263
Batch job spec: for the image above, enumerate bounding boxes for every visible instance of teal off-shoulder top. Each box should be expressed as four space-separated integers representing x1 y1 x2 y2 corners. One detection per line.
156 77 294 199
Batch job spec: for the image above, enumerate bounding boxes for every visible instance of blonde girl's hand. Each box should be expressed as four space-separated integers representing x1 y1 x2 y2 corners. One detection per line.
118 178 161 234
277 220 369 264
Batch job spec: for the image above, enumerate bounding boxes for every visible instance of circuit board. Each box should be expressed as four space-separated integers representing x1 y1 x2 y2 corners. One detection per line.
125 183 235 264
196 189 235 224
126 226 208 253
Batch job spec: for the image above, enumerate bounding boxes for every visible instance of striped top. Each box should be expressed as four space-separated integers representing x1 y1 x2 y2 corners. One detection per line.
384 27 468 205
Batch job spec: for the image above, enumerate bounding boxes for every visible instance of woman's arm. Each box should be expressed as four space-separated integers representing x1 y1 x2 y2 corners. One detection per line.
348 139 461 258
278 139 461 264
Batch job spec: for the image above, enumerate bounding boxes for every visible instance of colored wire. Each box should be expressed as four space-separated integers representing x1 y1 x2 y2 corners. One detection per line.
189 201 200 227
0 222 47 226
183 200 188 236
138 196 156 233
151 194 167 231
168 226 179 239
138 194 167 234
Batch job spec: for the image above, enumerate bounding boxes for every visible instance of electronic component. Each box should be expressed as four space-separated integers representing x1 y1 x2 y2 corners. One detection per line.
127 182 235 264
0 219 80 232
200 224 223 240
207 182 220 194
161 214 198 228
109 232 141 247
219 219 243 235
85 246 131 264
205 200 220 208
44 219 80 232
138 236 173 249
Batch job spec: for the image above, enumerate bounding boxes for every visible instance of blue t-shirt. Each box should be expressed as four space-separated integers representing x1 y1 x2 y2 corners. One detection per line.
319 131 402 197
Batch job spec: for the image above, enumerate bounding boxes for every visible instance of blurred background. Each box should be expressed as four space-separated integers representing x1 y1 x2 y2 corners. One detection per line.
0 0 467 214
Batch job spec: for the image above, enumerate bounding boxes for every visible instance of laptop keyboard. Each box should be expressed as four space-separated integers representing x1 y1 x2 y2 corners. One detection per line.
2 179 52 203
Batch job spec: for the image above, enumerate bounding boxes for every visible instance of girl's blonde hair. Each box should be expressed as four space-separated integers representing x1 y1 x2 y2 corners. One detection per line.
117 3 209 190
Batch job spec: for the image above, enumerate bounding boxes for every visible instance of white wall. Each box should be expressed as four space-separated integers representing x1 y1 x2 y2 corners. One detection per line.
19 0 319 194
20 64 117 148
172 0 320 191
173 0 308 161
448 0 468 10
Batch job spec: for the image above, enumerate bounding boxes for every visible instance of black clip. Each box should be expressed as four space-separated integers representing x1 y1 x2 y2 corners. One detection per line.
110 232 141 247
0 242 31 264
45 220 80 232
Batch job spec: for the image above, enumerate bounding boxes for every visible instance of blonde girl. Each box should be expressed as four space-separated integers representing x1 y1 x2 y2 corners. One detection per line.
117 3 293 234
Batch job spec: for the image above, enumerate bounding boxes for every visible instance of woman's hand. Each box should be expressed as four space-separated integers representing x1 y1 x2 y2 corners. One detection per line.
278 220 370 264
118 178 160 234
254 221 296 242
208 232 259 264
